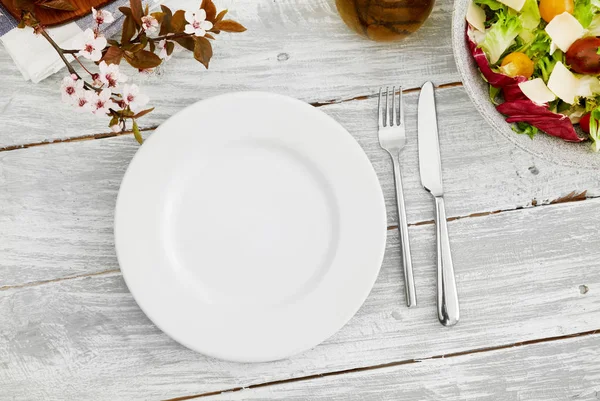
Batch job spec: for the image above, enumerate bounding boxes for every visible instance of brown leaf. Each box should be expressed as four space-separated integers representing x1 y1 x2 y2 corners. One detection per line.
166 40 175 56
130 0 143 24
121 15 137 44
101 46 124 65
201 0 217 21
174 36 195 51
13 0 35 11
127 43 145 52
149 40 156 52
119 6 133 16
133 107 154 118
214 19 246 32
171 9 187 33
38 0 76 11
151 11 164 24
124 49 162 69
204 33 215 40
159 5 173 35
193 36 212 68
215 9 227 23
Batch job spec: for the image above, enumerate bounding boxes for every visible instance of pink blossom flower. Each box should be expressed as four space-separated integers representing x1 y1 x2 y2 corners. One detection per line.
60 75 84 103
73 89 92 113
141 15 159 35
110 124 122 133
72 29 107 62
92 7 115 25
121 84 149 112
184 10 213 37
156 39 172 61
98 61 128 88
87 89 115 115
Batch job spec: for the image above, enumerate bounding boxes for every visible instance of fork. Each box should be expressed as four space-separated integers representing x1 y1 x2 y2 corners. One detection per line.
378 86 417 308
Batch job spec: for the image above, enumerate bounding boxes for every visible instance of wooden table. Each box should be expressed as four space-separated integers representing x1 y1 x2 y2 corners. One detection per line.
1 0 599 399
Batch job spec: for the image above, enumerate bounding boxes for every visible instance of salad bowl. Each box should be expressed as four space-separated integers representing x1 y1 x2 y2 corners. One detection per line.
452 0 600 168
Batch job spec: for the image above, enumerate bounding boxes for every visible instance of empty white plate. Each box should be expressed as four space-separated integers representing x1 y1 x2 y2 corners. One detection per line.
115 92 387 362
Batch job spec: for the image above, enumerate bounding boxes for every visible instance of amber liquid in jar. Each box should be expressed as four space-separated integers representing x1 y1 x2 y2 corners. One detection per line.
335 0 435 42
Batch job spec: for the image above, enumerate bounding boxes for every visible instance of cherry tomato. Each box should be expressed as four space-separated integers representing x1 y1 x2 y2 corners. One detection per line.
580 112 591 134
566 37 600 74
539 0 574 23
500 52 535 79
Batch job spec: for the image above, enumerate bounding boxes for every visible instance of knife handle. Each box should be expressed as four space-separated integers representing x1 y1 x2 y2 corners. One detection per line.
434 196 459 326
391 154 417 308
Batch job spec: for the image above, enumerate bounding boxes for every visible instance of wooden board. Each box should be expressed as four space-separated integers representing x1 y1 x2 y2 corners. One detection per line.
206 334 600 400
1 87 598 289
0 0 458 148
1 198 599 399
1 0 114 26
2 0 600 398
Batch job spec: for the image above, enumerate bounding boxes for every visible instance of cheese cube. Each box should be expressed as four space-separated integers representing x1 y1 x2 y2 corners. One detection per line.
577 76 600 98
545 12 585 52
547 62 580 104
498 0 526 11
467 1 486 32
518 78 556 105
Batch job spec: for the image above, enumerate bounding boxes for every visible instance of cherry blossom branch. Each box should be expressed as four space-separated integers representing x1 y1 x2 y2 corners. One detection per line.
73 55 94 76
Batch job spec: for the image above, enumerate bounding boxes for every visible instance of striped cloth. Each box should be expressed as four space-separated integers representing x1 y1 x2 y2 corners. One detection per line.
0 0 127 82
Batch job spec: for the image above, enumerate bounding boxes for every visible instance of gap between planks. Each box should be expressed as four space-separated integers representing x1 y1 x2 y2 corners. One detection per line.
390 190 595 230
163 329 600 401
0 82 464 153
0 189 595 293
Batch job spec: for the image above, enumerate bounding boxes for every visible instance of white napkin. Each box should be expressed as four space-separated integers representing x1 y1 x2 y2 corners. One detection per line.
1 23 83 82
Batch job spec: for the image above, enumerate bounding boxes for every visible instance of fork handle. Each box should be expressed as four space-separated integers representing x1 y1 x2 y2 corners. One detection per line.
434 196 459 326
391 154 417 308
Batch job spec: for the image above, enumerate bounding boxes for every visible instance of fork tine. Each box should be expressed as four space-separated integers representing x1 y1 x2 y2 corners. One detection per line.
378 87 384 127
386 87 391 127
399 86 404 127
392 86 397 126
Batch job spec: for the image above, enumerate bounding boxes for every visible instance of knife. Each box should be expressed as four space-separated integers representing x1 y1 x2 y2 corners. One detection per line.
417 81 460 327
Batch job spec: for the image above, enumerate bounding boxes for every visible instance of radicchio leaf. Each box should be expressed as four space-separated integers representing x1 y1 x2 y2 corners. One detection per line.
467 27 526 88
502 83 528 102
497 100 584 142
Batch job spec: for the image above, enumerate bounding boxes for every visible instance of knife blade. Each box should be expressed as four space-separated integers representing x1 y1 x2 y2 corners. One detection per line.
418 81 444 198
417 81 460 327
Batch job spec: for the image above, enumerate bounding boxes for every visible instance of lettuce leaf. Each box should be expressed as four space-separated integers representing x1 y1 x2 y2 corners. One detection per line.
519 0 541 32
574 0 595 28
467 27 528 87
588 108 600 151
480 11 523 64
474 0 506 10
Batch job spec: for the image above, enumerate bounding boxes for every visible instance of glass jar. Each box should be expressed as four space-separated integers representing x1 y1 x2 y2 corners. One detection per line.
335 0 435 42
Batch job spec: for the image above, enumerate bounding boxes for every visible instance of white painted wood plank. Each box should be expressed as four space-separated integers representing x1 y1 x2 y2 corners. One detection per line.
1 87 598 288
0 0 458 147
208 334 600 401
1 198 599 400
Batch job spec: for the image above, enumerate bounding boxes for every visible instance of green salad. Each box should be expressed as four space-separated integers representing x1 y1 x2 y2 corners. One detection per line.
466 0 600 151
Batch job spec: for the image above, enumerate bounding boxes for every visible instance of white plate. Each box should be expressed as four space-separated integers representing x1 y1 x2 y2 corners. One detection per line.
115 92 387 362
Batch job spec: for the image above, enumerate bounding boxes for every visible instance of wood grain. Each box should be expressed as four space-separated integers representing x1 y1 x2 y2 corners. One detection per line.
206 334 600 400
1 198 599 399
1 87 598 289
0 0 458 147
